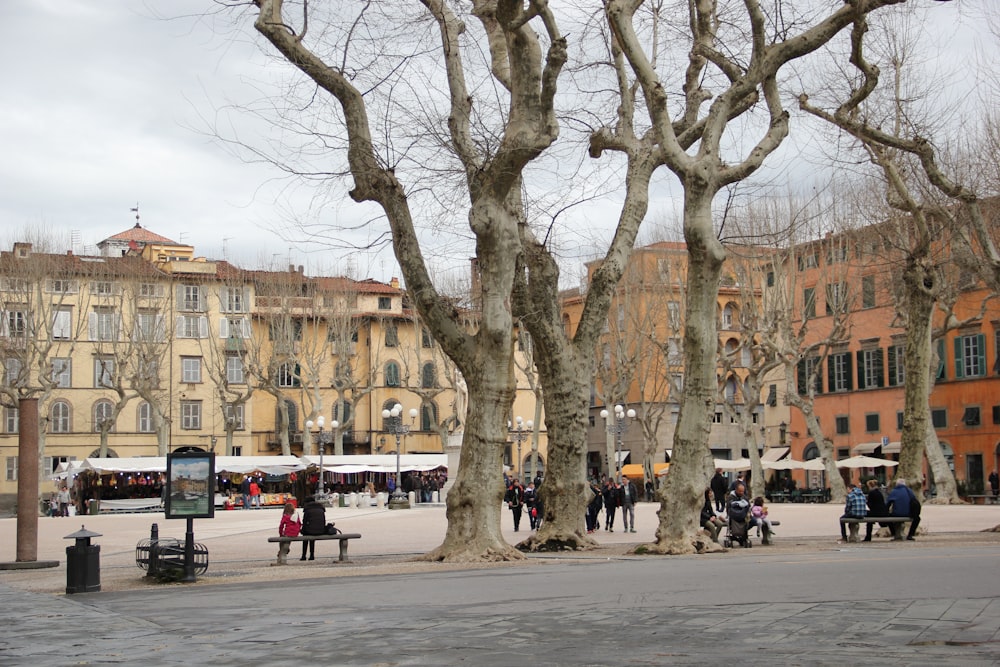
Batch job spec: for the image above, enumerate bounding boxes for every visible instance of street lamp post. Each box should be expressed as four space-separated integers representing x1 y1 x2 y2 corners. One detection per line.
305 416 338 498
601 405 636 483
508 416 533 483
382 403 417 510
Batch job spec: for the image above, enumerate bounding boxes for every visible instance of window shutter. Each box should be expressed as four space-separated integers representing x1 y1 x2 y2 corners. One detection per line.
827 356 836 392
199 286 208 312
88 312 97 341
175 316 185 338
219 318 229 339
199 316 209 339
954 337 964 378
845 353 853 391
175 285 184 311
796 360 806 395
874 348 884 387
976 334 986 377
887 345 897 386
242 287 251 313
856 350 865 389
936 339 946 380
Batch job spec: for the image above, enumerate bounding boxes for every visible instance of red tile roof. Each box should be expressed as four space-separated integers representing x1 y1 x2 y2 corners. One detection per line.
105 224 180 245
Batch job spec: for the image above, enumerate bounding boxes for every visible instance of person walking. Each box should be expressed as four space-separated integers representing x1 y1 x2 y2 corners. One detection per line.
299 495 326 560
585 481 603 533
710 469 728 512
989 470 999 499
505 478 525 532
602 479 619 532
240 476 251 510
57 486 71 517
249 478 262 509
619 477 638 533
523 482 539 530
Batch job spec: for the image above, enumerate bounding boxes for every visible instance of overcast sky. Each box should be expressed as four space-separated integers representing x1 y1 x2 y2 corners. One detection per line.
1 1 992 286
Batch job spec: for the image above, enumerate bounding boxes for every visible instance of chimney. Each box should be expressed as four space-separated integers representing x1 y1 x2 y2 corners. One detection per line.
13 242 32 259
390 277 400 289
66 250 73 256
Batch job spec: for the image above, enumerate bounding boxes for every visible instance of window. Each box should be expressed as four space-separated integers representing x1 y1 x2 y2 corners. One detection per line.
224 403 245 430
797 253 819 270
385 324 398 347
385 362 400 387
139 282 159 297
887 344 905 387
134 310 164 342
137 402 153 433
378 296 391 310
5 358 23 387
421 362 436 388
828 352 853 392
935 339 946 381
179 284 205 312
994 405 1000 425
766 271 775 287
333 401 352 425
92 281 114 296
825 282 846 315
518 330 532 354
220 287 247 313
667 338 683 364
52 309 72 339
5 309 27 337
797 356 823 395
136 357 159 388
803 287 816 319
276 363 301 388
176 315 208 339
4 406 18 434
47 279 77 294
721 304 735 329
835 415 849 435
89 308 119 341
712 412 723 424
931 408 947 429
422 328 434 348
766 384 777 407
181 357 202 383
180 401 202 430
49 400 71 433
896 411 904 430
226 354 245 384
864 413 880 433
93 400 115 432
857 348 884 389
667 302 681 329
862 276 876 309
94 357 115 388
5 456 16 481
962 407 981 426
954 333 986 379
421 402 438 431
828 246 848 264
51 358 71 388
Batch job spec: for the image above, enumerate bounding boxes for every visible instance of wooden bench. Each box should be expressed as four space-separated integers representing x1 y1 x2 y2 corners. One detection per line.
839 517 910 542
267 533 362 562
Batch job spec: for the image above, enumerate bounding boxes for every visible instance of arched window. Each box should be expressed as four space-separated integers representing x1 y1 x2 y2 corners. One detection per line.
333 400 352 425
724 376 738 403
721 303 736 330
93 400 115 432
724 339 739 362
382 399 402 430
421 362 436 388
137 402 153 433
385 362 400 387
421 402 438 431
49 400 71 433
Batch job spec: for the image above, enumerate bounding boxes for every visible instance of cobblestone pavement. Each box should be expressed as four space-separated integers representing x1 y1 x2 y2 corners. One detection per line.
3 541 999 666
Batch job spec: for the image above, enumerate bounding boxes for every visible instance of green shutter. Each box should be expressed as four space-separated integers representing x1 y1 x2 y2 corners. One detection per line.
856 350 866 389
954 337 964 379
976 334 986 377
845 353 853 391
887 345 897 386
936 339 946 380
874 348 884 387
797 360 806 395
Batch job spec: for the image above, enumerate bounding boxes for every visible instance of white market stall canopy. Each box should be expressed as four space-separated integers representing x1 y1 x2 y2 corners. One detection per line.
300 454 448 474
79 455 305 475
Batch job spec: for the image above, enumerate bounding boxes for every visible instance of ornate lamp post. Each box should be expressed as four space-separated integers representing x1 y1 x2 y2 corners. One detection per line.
305 415 338 498
381 403 417 510
508 416 533 483
601 404 636 483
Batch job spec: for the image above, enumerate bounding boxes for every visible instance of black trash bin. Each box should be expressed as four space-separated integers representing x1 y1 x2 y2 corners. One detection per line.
64 526 102 594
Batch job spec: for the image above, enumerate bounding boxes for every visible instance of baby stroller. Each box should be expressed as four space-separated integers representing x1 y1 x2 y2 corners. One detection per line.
724 495 753 548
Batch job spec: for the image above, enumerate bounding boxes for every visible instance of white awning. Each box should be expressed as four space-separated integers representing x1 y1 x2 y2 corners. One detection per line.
300 454 448 474
852 441 901 455
760 447 789 463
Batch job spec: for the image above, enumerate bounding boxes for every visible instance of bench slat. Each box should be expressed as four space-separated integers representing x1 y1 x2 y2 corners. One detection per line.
268 533 362 562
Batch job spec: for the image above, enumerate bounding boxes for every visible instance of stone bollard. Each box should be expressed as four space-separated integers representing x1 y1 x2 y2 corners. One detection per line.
408 491 416 506
432 491 439 503
376 492 385 509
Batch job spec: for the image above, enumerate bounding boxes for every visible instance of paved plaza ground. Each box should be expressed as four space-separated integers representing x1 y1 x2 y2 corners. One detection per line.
1 501 999 665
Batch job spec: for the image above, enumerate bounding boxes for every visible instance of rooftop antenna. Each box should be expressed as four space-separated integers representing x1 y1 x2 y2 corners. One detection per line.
130 203 140 228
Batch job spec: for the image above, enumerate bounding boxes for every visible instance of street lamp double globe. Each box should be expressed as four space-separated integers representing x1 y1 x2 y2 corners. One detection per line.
509 416 533 483
381 403 417 510
305 415 338 498
601 404 636 483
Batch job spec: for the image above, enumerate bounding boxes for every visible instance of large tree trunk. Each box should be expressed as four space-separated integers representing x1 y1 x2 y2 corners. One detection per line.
649 199 723 554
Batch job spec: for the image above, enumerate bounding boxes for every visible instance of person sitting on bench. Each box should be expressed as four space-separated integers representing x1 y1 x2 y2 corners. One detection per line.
839 482 867 542
863 479 888 541
300 496 326 560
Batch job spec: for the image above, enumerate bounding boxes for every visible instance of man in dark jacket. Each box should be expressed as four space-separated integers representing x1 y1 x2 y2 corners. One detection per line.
300 496 326 560
586 482 603 533
602 480 619 532
619 477 638 533
710 469 728 512
505 479 525 532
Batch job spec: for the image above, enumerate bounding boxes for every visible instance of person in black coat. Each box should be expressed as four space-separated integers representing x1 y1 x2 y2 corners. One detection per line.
602 480 619 532
585 482 603 533
300 496 326 560
710 470 728 512
863 479 888 541
505 479 525 531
